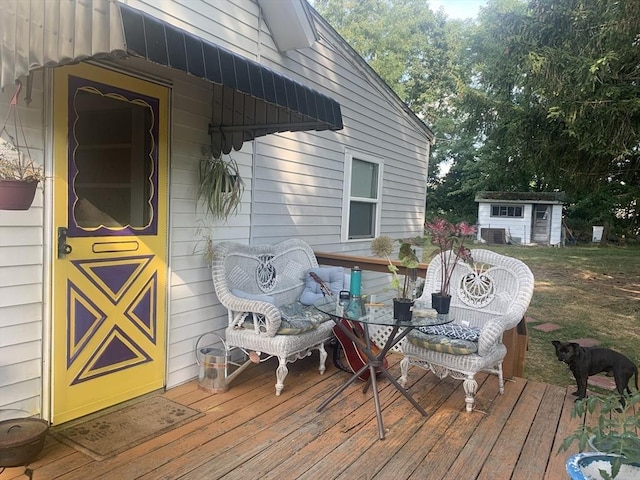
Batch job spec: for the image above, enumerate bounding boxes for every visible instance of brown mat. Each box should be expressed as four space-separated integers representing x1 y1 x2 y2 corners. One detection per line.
51 396 203 461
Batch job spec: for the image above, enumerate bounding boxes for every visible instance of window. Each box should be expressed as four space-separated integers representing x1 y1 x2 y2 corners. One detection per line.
342 151 383 240
491 204 524 217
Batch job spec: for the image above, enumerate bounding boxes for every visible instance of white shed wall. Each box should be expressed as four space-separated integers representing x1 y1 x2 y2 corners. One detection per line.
477 202 533 244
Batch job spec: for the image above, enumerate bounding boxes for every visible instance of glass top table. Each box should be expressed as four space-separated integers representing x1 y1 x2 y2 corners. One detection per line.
314 296 452 440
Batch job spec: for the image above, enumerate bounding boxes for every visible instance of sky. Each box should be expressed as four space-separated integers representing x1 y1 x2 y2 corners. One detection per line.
429 0 488 19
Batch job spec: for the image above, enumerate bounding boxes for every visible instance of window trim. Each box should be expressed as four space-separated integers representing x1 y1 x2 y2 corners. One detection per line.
490 204 524 218
341 149 384 242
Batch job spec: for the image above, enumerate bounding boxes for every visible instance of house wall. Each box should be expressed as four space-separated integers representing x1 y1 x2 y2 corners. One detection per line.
0 0 431 412
0 72 46 414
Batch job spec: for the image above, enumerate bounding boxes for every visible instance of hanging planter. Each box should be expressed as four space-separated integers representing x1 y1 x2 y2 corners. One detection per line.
197 151 244 220
0 179 38 210
0 81 43 211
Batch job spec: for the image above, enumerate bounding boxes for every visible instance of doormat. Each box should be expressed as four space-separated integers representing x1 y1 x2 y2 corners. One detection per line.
51 396 203 461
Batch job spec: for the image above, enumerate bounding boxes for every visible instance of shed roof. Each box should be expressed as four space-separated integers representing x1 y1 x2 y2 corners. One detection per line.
475 191 566 204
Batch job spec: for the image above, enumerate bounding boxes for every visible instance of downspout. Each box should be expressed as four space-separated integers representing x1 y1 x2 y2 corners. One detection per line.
249 9 265 245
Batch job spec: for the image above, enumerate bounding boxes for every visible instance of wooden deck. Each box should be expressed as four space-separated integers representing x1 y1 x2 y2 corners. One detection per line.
1 354 589 480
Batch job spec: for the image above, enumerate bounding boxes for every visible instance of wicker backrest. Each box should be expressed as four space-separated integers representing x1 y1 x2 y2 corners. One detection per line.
417 249 534 331
212 239 319 308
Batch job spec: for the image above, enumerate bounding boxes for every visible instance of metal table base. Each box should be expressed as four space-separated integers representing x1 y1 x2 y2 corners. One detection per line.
317 320 427 440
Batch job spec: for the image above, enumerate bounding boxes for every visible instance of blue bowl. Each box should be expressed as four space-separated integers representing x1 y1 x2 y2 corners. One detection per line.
566 452 640 479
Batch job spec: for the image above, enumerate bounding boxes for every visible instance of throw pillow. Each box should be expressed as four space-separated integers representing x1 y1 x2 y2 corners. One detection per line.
417 324 481 342
299 267 345 305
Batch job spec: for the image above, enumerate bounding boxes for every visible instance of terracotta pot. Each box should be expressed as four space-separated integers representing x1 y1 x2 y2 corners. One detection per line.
0 179 38 210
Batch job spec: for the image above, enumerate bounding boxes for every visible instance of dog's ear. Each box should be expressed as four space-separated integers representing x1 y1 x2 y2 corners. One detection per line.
551 340 561 351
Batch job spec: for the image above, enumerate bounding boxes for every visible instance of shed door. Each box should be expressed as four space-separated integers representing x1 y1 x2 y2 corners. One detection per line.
532 205 550 244
51 63 169 424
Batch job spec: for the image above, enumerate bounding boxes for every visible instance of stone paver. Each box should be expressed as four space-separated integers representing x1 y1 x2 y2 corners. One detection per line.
532 322 562 332
588 375 616 391
568 338 601 347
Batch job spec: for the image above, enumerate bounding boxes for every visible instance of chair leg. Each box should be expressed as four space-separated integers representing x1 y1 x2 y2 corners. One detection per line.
497 362 505 394
463 374 478 412
318 343 327 374
399 356 410 387
275 357 288 396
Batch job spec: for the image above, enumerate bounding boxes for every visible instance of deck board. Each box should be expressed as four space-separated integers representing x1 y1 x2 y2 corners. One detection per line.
0 354 591 480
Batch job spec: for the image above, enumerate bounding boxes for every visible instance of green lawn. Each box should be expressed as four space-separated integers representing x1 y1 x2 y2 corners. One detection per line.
479 244 640 388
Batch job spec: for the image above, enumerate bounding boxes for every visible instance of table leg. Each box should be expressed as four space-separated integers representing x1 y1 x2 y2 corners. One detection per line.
319 316 427 440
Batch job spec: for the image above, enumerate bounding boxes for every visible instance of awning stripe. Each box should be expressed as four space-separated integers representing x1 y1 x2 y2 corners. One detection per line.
0 0 343 155
118 3 343 155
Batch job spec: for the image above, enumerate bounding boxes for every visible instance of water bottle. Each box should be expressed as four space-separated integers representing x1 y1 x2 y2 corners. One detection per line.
350 266 362 297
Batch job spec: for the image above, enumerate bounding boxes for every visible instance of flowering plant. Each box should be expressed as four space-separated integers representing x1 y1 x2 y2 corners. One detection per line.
424 217 477 297
371 235 420 300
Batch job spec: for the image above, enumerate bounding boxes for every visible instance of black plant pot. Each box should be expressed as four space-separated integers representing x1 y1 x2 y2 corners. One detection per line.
431 293 452 314
393 298 414 322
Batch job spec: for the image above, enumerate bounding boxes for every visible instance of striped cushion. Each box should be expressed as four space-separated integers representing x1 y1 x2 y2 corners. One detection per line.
407 330 478 355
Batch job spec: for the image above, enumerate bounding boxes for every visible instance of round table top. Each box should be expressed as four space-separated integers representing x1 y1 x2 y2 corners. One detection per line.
313 296 453 328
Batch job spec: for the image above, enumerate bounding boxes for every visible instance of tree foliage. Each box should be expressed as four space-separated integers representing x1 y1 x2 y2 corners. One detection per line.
312 0 640 239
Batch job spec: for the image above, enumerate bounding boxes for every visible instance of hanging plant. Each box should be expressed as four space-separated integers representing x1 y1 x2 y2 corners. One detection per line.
0 81 44 210
197 152 244 220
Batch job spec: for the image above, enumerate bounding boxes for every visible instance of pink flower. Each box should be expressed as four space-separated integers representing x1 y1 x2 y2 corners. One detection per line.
424 217 477 296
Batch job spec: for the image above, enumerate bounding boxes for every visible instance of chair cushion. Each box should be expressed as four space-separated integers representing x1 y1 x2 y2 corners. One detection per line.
246 302 328 335
299 267 345 306
417 324 482 342
407 330 478 355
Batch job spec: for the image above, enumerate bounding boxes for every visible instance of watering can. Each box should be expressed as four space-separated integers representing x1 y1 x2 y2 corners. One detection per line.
195 332 252 393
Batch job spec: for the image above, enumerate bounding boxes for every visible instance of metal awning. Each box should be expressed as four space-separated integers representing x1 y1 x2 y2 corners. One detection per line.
0 0 343 155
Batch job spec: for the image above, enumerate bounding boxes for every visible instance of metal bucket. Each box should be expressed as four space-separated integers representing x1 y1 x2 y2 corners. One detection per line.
195 333 229 393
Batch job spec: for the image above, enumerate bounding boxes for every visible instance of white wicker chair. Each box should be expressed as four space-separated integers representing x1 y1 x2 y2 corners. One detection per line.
211 239 339 395
399 249 534 412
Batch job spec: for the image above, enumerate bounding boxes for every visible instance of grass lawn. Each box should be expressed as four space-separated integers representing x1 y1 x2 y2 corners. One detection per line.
480 244 640 388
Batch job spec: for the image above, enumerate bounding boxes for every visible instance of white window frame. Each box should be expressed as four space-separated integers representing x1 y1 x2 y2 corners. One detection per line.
491 204 524 218
341 149 384 242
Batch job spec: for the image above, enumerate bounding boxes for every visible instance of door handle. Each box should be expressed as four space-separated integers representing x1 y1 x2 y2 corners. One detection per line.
57 227 72 258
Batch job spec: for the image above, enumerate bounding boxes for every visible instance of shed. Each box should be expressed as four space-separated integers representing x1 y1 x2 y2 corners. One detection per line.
475 191 565 246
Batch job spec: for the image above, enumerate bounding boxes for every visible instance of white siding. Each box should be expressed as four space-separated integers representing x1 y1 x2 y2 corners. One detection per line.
0 71 45 415
0 0 432 410
477 202 532 244
550 204 562 246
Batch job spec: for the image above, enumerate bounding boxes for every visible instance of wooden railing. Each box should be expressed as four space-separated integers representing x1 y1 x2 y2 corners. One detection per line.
314 251 428 278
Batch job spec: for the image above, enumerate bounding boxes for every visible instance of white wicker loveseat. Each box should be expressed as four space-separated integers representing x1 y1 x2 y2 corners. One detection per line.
211 239 346 395
399 249 534 412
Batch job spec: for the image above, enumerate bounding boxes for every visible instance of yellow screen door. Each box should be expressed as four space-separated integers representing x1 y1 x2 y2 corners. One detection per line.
52 63 169 424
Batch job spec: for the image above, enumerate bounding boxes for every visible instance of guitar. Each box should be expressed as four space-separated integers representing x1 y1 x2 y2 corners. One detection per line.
309 271 388 381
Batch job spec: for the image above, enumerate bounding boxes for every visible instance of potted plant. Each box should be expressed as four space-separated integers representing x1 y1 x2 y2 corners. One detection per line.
371 235 421 321
197 149 244 220
423 217 476 314
560 391 640 479
0 137 43 211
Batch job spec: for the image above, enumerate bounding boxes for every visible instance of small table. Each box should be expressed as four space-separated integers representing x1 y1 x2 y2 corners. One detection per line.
314 296 452 439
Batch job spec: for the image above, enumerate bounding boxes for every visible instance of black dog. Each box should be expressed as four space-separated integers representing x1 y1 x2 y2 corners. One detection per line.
551 340 638 403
